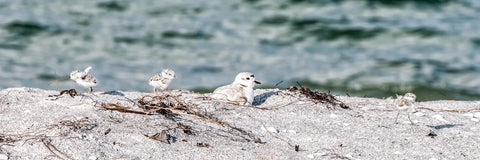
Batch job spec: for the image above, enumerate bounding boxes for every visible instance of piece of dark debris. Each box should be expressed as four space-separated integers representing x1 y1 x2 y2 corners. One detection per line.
254 138 263 144
287 86 349 109
177 123 195 135
104 128 112 135
48 89 79 99
196 142 211 148
426 130 438 138
148 130 171 144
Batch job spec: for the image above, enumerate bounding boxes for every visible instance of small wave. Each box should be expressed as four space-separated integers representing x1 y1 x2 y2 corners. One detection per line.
162 30 213 40
36 74 68 81
365 0 454 7
403 27 444 37
97 1 128 12
0 43 26 50
4 21 48 37
191 66 223 73
148 6 203 16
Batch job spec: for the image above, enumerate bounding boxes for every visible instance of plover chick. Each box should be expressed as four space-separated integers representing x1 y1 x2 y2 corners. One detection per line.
210 72 261 105
149 69 175 92
394 92 417 124
70 66 97 93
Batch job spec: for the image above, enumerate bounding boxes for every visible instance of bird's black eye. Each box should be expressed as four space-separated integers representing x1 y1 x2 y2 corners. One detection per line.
251 75 254 77
246 77 250 80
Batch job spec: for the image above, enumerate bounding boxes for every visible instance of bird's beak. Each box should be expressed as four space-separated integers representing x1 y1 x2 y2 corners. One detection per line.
254 81 261 84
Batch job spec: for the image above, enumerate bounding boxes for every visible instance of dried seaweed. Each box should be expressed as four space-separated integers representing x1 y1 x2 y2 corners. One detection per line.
287 86 349 109
101 103 147 115
0 135 16 143
58 117 97 132
135 94 258 142
177 123 195 135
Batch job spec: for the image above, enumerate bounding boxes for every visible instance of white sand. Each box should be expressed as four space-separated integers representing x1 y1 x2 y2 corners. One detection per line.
1 87 480 159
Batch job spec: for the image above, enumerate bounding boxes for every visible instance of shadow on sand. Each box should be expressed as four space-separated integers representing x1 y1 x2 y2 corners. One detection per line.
253 91 278 105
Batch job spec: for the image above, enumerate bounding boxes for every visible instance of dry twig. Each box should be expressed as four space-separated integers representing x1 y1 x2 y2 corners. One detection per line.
42 138 74 160
419 106 480 112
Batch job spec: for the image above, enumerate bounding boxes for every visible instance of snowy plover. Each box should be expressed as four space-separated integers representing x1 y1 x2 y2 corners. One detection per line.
149 69 175 92
70 66 97 93
210 72 261 105
394 92 417 124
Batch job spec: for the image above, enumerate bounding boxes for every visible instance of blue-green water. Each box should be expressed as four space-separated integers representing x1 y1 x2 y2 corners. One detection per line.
2 0 480 101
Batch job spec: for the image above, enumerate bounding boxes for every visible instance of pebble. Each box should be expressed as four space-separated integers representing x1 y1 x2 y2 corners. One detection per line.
330 114 338 118
463 113 474 118
261 126 279 133
429 158 438 160
315 152 327 156
288 130 297 134
0 154 7 160
88 156 97 160
345 154 353 158
414 112 425 116
307 154 314 159
393 151 402 155
432 115 448 122
474 112 480 118
471 118 479 122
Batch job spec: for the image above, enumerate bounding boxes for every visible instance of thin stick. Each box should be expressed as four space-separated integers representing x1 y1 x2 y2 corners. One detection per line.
419 106 480 112
274 81 283 88
42 138 74 160
296 81 303 88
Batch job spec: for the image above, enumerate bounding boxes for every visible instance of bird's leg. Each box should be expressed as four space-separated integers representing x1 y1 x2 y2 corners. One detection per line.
89 87 93 93
408 112 415 125
394 111 400 124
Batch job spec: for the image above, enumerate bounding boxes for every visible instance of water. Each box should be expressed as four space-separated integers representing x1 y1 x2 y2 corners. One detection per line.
1 0 480 101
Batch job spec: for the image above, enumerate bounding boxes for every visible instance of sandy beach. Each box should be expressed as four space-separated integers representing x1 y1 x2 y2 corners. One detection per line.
1 87 480 160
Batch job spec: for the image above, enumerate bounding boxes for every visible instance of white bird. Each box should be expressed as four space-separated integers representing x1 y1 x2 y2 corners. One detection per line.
149 69 175 92
210 72 261 105
394 92 417 124
70 66 97 93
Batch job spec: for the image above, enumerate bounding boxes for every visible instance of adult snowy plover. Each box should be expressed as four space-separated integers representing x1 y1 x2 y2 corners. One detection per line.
70 66 97 93
210 72 261 105
149 69 175 92
394 92 417 124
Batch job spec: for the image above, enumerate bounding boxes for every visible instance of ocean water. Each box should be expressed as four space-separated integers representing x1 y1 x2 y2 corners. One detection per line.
1 0 480 101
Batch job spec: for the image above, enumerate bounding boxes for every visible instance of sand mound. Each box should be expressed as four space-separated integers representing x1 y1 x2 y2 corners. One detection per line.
1 87 479 159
